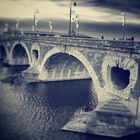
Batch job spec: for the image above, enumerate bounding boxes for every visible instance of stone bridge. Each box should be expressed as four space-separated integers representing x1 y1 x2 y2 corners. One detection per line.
0 34 140 103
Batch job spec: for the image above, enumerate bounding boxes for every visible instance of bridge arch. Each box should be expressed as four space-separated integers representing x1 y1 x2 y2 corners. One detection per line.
9 41 32 65
0 44 8 61
39 47 105 102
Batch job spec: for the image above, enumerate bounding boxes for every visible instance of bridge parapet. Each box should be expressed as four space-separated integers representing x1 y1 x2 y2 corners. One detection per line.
1 34 140 50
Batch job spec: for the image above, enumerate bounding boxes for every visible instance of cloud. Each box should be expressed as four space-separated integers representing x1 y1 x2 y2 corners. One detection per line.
0 0 140 40
46 0 140 17
80 0 140 15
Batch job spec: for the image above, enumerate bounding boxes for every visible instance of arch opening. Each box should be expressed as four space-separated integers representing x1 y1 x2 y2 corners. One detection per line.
42 52 98 110
0 45 7 61
13 44 28 58
39 47 105 103
12 44 29 65
110 66 130 90
32 50 39 64
43 53 90 80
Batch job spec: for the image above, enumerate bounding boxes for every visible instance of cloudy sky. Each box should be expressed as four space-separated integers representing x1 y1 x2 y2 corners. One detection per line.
0 0 140 40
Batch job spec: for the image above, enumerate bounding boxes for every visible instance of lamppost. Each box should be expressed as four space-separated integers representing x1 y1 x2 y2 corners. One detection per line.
121 11 126 40
69 0 76 36
33 9 39 34
16 18 20 31
49 21 53 33
75 14 79 35
4 23 8 32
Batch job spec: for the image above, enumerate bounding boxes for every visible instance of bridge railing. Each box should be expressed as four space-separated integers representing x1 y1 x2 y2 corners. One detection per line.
23 35 140 48
0 34 140 52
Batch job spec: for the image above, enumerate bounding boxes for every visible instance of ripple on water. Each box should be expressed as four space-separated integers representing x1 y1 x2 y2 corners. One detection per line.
0 75 100 140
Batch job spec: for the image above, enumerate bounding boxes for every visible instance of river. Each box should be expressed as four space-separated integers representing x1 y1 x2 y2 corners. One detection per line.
0 62 140 140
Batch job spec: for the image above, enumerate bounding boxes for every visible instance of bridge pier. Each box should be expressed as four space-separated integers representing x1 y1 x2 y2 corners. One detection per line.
22 65 40 80
62 59 140 137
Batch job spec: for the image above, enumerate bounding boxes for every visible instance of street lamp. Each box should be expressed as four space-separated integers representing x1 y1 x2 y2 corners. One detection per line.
4 23 8 32
75 14 79 35
33 9 39 34
121 11 126 40
69 0 77 36
49 21 53 33
16 18 20 31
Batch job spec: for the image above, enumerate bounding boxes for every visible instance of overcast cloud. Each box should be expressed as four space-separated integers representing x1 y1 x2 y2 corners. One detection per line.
0 0 140 40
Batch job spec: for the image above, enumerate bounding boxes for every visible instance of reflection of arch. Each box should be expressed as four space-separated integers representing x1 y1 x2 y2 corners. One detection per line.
9 41 32 65
39 47 104 101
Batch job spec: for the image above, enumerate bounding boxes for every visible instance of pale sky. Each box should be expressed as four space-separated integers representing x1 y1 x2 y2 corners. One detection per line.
0 0 140 40
0 0 140 25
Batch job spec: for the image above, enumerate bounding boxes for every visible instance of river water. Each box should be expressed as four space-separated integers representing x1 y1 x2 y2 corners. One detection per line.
0 62 140 140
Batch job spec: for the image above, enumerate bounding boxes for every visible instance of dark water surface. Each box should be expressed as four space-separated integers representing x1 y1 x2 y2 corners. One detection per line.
0 62 140 140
